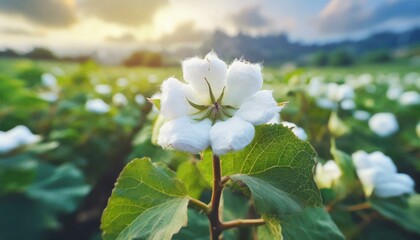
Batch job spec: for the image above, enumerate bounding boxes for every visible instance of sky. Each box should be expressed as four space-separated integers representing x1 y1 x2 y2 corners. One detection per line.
0 0 419 58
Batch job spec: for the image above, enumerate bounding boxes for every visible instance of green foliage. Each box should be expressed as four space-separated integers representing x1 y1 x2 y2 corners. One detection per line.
370 195 420 234
101 158 189 240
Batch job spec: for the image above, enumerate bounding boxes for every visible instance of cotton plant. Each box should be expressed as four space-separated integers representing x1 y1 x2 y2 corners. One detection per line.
100 53 342 240
352 151 415 198
85 98 110 114
0 125 41 154
368 112 399 137
315 160 342 189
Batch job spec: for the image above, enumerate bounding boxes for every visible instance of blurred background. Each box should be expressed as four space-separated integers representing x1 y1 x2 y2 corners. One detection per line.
0 0 419 240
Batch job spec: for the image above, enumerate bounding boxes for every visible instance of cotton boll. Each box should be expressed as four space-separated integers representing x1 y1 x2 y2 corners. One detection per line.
95 84 112 95
86 99 110 114
315 160 342 189
0 131 19 154
368 112 399 137
117 77 128 87
135 94 146 105
340 99 355 110
352 150 415 198
316 98 336 110
386 84 404 100
281 121 308 140
39 92 59 102
399 91 420 106
353 110 370 121
0 126 41 153
41 73 57 88
113 93 128 106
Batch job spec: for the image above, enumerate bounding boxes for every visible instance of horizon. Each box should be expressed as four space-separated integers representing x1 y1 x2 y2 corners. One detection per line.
1 0 420 62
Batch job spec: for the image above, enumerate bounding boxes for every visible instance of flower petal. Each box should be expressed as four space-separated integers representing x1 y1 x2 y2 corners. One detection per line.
210 116 255 155
182 52 227 101
374 173 415 198
160 77 190 120
223 60 263 106
157 117 211 153
235 90 281 125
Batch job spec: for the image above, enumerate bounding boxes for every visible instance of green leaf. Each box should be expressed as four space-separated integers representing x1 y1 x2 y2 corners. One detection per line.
177 160 210 199
330 144 358 200
219 124 322 212
101 158 189 240
280 208 345 240
147 98 160 110
370 194 420 234
173 209 209 240
230 174 302 218
0 157 37 195
26 163 90 213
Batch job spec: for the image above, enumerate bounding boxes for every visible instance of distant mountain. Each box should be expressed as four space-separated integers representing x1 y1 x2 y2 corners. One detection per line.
199 28 420 65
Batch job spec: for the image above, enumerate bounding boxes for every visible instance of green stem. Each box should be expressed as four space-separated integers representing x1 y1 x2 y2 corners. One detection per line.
189 197 211 213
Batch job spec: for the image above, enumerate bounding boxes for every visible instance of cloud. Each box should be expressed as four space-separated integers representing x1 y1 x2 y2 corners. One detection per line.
0 27 44 36
228 5 270 30
317 0 420 33
77 0 168 26
106 33 138 43
0 0 76 27
156 22 210 45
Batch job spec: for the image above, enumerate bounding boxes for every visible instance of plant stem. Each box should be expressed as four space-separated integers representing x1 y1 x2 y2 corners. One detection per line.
208 154 223 240
189 197 211 213
341 202 371 211
221 218 266 230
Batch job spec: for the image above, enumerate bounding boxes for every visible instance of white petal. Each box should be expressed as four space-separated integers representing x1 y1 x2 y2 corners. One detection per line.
85 99 110 114
223 60 263 107
357 168 378 197
352 150 372 170
182 52 227 101
281 121 308 141
210 117 255 155
0 132 19 154
160 77 190 120
235 90 281 125
369 151 397 173
374 173 415 197
157 117 211 153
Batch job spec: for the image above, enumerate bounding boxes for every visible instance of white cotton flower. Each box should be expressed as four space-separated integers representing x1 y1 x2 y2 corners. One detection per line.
267 113 280 124
386 84 404 100
307 77 324 97
39 92 59 102
135 94 146 105
316 98 336 110
117 77 129 87
315 160 342 189
156 52 281 155
326 83 354 102
399 91 420 106
368 112 399 137
352 151 415 198
0 126 41 154
353 110 370 121
41 73 57 88
148 74 158 83
340 99 355 110
85 99 110 114
95 84 112 95
112 93 128 106
281 121 308 141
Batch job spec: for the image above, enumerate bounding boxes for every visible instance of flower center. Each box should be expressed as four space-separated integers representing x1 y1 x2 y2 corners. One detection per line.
187 78 237 124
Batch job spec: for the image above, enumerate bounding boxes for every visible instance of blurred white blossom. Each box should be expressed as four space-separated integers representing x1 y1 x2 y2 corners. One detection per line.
135 94 146 105
156 52 281 155
86 99 110 114
352 151 415 198
0 126 41 154
353 110 370 121
369 112 399 137
340 99 356 110
386 84 404 100
281 121 308 141
399 91 420 106
117 77 129 87
41 73 57 88
112 93 128 106
95 84 112 95
315 160 341 189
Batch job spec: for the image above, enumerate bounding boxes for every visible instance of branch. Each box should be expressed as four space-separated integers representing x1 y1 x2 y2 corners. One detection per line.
189 197 211 213
221 218 265 230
